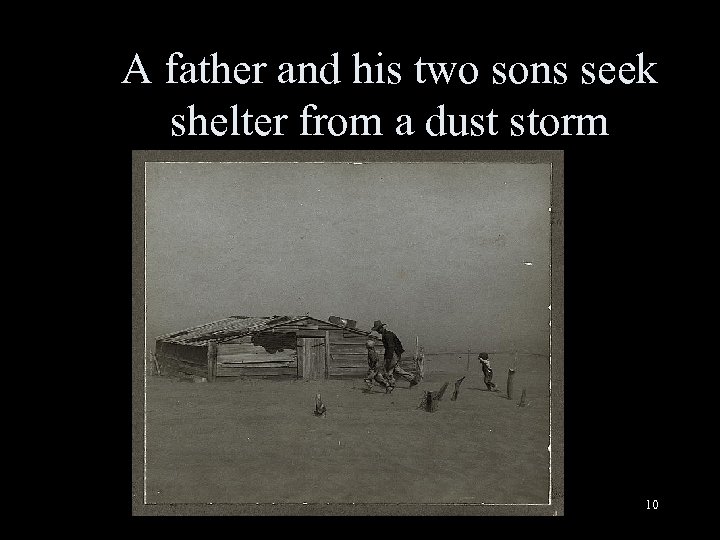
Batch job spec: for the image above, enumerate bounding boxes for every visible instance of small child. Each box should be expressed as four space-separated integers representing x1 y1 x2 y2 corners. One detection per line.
364 340 390 390
478 352 498 391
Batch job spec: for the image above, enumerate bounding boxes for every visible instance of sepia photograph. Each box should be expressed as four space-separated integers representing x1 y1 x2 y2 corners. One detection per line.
132 151 564 516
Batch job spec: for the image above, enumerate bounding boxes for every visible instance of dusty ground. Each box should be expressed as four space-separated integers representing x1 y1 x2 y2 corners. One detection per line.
145 353 550 504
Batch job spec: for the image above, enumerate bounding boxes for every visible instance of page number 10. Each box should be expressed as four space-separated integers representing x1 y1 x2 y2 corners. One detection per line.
646 500 659 510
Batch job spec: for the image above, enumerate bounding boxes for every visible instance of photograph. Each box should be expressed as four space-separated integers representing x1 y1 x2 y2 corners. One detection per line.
134 152 563 515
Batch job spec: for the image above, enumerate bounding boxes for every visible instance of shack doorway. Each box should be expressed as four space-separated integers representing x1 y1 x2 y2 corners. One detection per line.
299 337 326 380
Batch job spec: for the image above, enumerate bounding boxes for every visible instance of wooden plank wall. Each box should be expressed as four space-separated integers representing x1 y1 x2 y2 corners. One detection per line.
215 320 354 378
216 333 297 377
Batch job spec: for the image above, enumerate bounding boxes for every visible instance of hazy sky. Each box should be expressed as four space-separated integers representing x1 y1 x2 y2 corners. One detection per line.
145 161 551 354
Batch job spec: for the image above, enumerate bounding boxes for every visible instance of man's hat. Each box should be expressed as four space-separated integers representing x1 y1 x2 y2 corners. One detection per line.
366 339 375 348
478 352 489 360
371 320 386 332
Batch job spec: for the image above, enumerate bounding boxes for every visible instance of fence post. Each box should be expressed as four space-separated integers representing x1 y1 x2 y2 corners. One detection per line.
416 346 425 380
314 392 326 417
507 368 515 400
451 376 466 401
421 382 450 412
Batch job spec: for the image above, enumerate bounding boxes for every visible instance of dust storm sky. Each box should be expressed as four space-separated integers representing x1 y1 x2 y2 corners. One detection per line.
145 161 552 355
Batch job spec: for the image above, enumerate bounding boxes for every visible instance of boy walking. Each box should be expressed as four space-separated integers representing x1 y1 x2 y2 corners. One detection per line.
478 352 499 391
364 339 390 390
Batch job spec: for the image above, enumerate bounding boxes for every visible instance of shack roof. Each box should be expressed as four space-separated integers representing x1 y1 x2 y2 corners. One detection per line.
156 315 374 346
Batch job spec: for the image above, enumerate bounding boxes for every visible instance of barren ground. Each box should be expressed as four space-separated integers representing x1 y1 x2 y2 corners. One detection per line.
145 353 550 504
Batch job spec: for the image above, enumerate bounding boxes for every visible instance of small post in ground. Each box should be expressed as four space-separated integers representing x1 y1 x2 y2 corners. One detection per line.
451 376 466 401
415 344 425 381
507 368 515 400
314 392 326 417
420 381 450 412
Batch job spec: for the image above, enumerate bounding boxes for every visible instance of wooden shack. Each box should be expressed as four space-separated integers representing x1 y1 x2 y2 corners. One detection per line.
155 315 384 380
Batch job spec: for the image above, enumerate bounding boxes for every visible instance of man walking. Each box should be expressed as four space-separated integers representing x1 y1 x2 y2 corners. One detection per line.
371 320 419 393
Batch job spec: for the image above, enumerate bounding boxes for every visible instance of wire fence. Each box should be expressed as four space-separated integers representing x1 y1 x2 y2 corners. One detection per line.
409 349 550 376
423 350 549 358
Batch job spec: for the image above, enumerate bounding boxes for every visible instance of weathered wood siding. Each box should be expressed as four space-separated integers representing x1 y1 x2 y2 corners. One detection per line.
155 340 209 378
216 334 297 377
215 321 382 378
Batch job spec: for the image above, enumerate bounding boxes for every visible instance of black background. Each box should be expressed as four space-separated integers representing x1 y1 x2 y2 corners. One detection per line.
81 30 690 528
